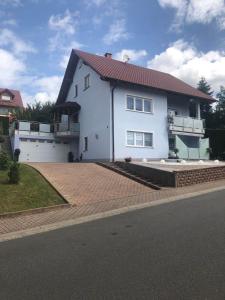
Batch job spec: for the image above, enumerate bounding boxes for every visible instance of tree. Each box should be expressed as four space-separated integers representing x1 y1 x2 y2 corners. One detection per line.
216 86 225 108
197 77 214 119
197 77 214 96
16 101 55 123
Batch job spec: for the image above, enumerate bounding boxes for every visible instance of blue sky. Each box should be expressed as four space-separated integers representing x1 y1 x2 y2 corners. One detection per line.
0 0 225 104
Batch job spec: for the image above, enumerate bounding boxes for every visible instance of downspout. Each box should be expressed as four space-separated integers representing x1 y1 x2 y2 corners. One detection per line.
111 83 117 162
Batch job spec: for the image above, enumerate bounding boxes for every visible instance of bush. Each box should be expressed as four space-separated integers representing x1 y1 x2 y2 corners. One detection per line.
125 157 132 163
8 162 20 184
14 148 21 162
0 151 10 170
0 136 5 143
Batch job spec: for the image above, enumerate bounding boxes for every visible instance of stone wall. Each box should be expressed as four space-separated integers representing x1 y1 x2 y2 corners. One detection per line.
122 162 225 188
174 166 225 187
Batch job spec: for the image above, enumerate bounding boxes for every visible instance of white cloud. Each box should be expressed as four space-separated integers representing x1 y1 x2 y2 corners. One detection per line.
0 0 22 6
158 0 225 30
103 19 129 45
89 0 106 6
114 49 148 62
59 41 84 69
147 39 225 93
0 28 36 55
2 19 17 26
0 48 26 86
32 76 63 103
48 9 79 35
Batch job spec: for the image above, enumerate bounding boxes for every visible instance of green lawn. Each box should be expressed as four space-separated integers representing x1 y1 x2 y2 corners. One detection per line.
0 164 65 214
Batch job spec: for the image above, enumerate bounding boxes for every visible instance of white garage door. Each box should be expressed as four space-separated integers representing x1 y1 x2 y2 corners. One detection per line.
19 139 71 162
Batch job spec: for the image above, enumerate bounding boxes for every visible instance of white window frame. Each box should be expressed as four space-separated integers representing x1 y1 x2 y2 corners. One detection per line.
126 95 153 114
1 94 11 101
126 130 153 148
84 74 90 90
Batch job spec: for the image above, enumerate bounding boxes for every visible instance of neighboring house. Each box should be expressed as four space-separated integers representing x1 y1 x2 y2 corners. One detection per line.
11 50 215 162
0 88 23 135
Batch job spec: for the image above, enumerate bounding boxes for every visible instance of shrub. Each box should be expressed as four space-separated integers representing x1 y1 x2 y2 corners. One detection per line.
8 162 20 184
14 148 21 162
0 151 10 170
0 136 4 143
125 157 132 163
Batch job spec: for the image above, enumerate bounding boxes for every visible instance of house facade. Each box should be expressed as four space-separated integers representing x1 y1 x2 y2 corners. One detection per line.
54 49 214 162
11 50 215 162
0 88 23 135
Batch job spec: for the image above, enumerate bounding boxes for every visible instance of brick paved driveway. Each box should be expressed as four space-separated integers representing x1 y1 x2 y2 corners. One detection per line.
28 163 152 205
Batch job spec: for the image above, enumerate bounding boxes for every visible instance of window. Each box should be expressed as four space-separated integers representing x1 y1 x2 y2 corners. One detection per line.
127 96 134 110
74 84 78 98
136 132 143 146
84 74 90 90
84 137 88 151
144 100 151 113
1 94 11 101
126 131 153 147
144 133 153 147
126 95 152 113
127 131 134 146
135 98 143 111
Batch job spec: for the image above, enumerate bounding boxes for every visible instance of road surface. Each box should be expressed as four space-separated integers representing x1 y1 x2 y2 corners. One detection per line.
0 189 225 299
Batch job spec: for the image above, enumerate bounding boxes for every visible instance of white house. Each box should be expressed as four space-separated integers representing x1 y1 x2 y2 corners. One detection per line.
11 49 215 162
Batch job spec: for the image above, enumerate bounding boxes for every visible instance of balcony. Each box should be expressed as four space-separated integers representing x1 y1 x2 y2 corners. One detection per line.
12 121 54 138
168 115 205 136
54 122 80 138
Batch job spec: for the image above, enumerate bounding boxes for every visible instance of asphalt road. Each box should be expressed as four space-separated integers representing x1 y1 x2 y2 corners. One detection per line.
1 190 225 300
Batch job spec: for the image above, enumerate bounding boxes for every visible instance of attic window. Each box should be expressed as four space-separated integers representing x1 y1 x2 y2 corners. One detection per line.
84 74 90 90
1 94 11 101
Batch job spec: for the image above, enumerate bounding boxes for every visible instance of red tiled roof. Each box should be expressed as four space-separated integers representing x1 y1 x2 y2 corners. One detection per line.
0 88 24 108
74 49 215 102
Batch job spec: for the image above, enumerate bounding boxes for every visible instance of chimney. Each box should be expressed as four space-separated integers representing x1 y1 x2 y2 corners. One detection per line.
104 52 112 59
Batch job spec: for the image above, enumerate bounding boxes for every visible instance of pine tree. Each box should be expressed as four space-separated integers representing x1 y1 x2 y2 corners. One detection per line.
197 77 214 96
197 77 213 119
216 86 225 108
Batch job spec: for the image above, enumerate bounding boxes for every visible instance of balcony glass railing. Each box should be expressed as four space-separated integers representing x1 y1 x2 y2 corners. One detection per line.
168 115 204 134
54 122 80 137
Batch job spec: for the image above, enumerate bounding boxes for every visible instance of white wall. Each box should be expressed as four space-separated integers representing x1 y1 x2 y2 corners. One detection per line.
113 87 169 160
66 59 111 160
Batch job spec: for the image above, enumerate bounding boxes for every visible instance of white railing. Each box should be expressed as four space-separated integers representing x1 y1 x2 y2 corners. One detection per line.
168 115 204 134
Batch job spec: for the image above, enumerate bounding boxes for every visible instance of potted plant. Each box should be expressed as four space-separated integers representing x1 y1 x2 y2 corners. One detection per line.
174 148 179 159
206 147 212 155
124 157 132 163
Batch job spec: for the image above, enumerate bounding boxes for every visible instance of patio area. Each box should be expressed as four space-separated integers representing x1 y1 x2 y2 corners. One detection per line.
134 160 225 172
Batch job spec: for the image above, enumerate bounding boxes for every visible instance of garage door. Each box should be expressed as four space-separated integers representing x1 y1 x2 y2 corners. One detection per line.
19 139 71 162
